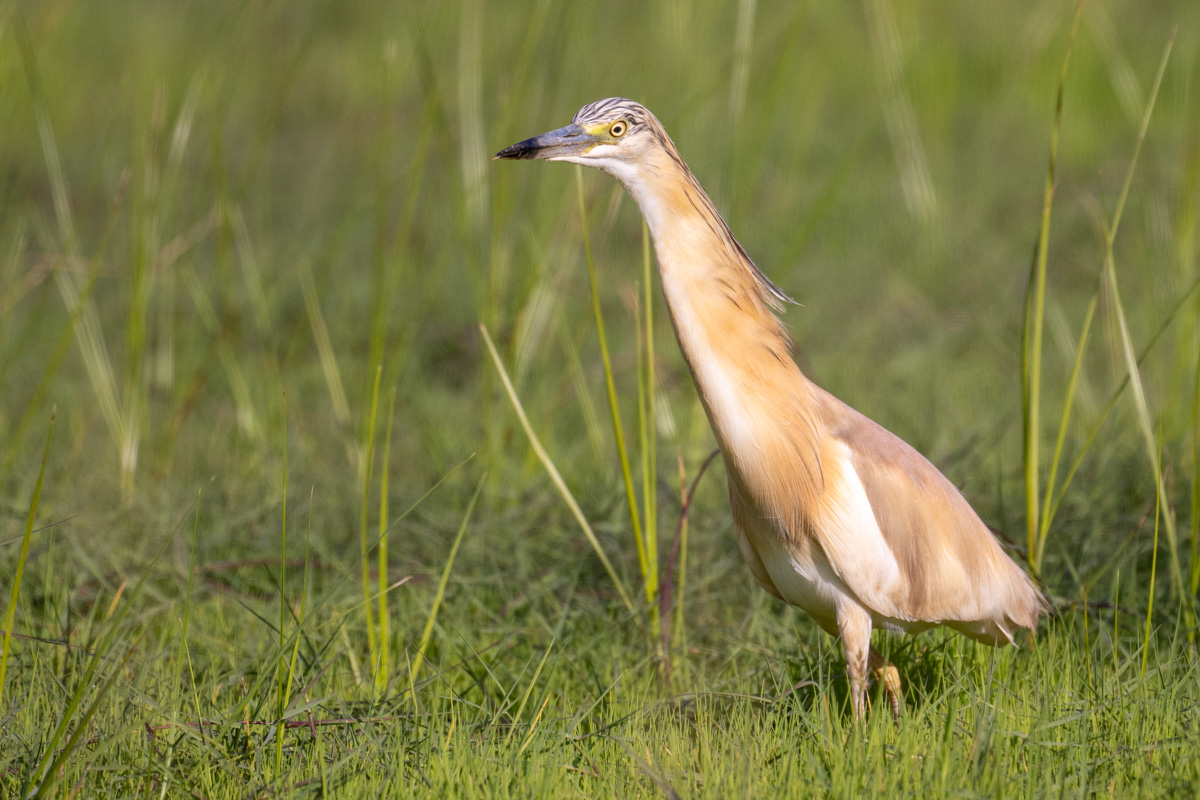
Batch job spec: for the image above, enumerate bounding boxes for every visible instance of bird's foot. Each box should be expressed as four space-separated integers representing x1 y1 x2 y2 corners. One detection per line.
872 663 903 719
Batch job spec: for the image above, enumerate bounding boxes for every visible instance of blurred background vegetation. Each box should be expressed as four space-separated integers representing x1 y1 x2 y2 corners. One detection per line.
2 0 1200 795
2 0 1197 576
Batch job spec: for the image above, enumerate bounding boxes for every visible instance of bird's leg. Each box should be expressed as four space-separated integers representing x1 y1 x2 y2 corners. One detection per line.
835 602 872 723
868 646 903 719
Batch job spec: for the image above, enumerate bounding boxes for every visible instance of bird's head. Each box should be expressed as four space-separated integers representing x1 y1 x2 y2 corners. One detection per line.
495 98 663 182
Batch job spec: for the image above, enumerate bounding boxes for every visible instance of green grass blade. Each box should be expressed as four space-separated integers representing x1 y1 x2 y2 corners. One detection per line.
1191 341 1200 598
24 507 183 798
1141 435 1163 681
641 221 658 627
1022 0 1083 571
0 407 54 708
1036 294 1096 567
274 390 289 776
671 452 691 676
28 640 139 800
176 486 213 797
360 365 382 677
1100 33 1185 612
277 488 313 770
1049 269 1200 524
376 388 397 694
575 166 656 635
1107 262 1185 607
409 476 484 685
480 323 636 615
504 635 556 750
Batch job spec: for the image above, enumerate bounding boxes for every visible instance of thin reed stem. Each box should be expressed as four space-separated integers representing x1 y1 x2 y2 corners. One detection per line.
0 408 54 708
274 390 288 776
1023 1 1084 572
360 366 382 677
481 323 636 615
575 166 659 639
1142 436 1162 680
377 388 397 693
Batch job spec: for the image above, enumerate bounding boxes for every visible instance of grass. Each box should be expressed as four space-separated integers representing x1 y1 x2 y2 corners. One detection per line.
3 0 1200 796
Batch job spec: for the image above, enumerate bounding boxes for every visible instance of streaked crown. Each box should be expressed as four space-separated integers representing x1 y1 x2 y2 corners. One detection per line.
572 98 654 129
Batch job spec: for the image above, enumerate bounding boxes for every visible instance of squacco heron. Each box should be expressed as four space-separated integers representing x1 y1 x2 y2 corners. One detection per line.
497 98 1043 720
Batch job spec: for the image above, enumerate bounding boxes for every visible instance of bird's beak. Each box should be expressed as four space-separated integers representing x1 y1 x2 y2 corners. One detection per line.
494 123 599 161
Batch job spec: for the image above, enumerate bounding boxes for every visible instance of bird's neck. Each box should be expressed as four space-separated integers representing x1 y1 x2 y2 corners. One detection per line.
616 155 820 481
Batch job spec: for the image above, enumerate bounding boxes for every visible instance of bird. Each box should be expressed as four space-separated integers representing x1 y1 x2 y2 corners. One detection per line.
496 98 1043 720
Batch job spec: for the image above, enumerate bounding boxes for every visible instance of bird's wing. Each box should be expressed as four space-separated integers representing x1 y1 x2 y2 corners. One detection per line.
811 388 1039 636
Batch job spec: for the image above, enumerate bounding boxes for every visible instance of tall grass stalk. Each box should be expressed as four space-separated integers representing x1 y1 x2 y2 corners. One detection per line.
1035 295 1096 568
1023 1 1083 572
1099 33 1186 615
297 492 313 687
1045 270 1200 530
376 388 397 694
0 408 53 708
575 166 660 642
1142 435 1163 680
1113 569 1121 672
1108 258 1186 609
481 323 635 615
274 489 314 776
1192 350 1200 598
640 222 659 630
360 365 382 679
274 390 289 775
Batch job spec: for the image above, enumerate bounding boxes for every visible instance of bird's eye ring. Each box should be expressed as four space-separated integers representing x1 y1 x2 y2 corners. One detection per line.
609 120 628 138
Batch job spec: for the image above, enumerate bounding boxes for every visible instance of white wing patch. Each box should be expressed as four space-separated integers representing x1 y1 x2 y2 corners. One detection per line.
815 443 912 621
740 443 917 628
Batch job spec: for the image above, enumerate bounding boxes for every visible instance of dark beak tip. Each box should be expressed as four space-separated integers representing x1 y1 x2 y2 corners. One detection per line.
494 144 524 161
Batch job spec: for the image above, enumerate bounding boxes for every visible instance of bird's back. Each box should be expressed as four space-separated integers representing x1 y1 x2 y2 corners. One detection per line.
813 385 1043 643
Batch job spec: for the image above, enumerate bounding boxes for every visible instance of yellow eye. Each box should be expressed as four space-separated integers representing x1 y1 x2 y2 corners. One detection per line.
609 120 628 137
